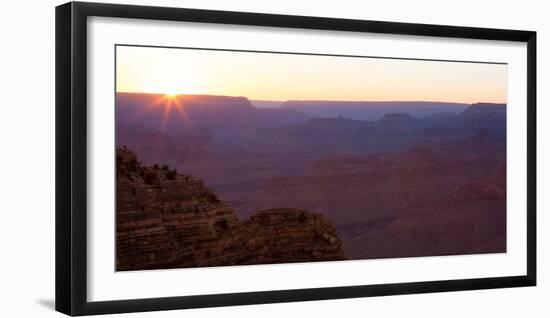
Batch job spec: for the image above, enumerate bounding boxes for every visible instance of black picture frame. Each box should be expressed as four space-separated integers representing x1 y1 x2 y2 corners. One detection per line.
55 1 537 316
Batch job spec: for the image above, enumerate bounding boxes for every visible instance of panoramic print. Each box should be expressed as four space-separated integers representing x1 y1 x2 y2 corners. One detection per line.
115 45 507 271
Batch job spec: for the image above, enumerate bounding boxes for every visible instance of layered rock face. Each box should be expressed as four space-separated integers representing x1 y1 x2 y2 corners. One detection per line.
116 148 344 271
233 209 344 264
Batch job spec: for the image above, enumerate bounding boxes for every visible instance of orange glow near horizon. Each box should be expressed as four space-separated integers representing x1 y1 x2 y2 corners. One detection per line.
116 46 507 104
149 94 193 131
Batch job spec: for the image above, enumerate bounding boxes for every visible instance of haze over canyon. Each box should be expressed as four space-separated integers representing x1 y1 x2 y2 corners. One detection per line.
116 92 506 267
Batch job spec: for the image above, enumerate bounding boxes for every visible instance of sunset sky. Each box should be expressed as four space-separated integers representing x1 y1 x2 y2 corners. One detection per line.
116 45 507 104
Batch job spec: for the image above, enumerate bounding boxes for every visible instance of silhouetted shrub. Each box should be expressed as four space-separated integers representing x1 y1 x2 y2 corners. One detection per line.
205 192 220 203
298 212 307 223
142 170 158 185
127 158 138 172
166 169 177 180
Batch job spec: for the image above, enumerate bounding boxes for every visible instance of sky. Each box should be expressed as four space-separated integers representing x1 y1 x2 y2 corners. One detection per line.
116 45 507 104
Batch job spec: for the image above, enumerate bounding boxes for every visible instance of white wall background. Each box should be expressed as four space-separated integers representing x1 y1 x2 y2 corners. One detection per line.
0 0 547 316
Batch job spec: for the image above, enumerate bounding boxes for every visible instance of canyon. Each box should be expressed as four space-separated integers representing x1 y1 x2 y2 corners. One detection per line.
242 132 506 259
116 92 507 265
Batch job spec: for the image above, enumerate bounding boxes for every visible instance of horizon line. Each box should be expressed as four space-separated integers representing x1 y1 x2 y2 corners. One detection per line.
115 91 506 105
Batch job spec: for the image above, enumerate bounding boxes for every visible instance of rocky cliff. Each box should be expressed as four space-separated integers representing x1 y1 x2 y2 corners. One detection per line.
116 148 344 271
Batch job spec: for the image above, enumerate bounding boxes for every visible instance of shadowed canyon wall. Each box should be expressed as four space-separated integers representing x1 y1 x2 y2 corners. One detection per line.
116 148 345 271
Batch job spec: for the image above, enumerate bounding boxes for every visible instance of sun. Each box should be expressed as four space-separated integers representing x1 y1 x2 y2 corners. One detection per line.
148 78 202 97
164 91 179 98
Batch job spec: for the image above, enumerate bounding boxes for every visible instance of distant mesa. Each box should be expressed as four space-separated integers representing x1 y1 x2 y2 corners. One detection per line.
457 102 506 135
117 92 505 135
117 92 255 108
116 92 309 134
281 100 470 121
460 102 506 118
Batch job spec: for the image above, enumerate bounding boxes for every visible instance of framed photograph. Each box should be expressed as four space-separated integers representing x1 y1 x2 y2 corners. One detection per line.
55 1 536 316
